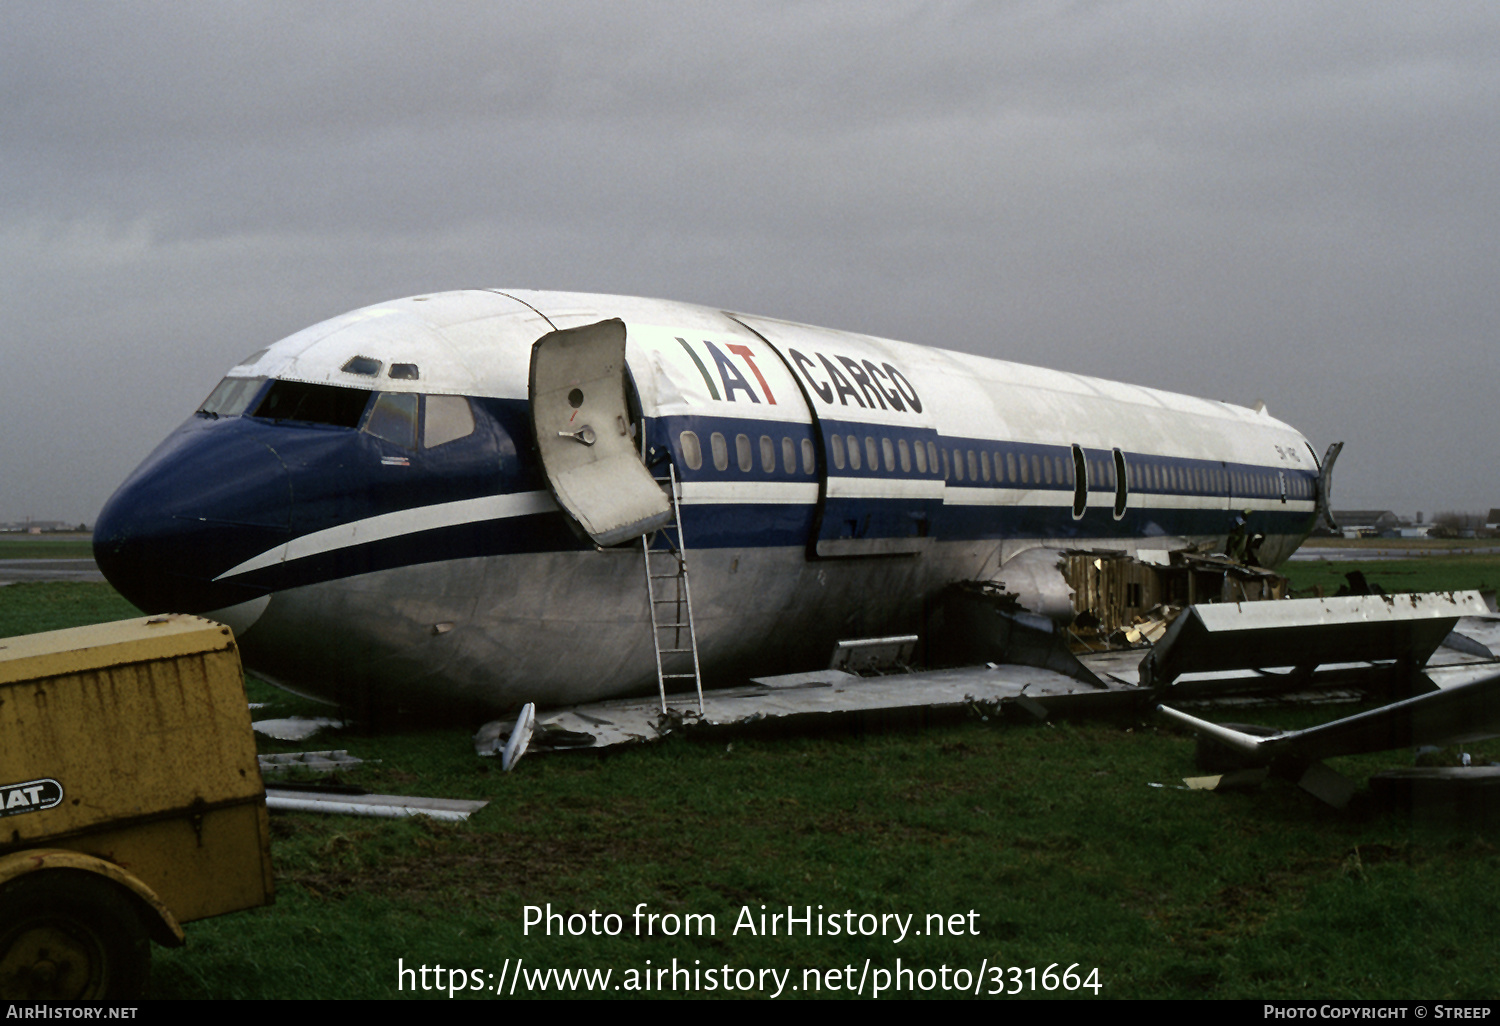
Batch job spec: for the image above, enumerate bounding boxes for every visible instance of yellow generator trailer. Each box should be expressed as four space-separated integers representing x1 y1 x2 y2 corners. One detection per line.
0 614 274 999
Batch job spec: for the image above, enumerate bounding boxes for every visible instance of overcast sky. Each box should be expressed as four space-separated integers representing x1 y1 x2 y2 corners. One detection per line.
3 1 1497 526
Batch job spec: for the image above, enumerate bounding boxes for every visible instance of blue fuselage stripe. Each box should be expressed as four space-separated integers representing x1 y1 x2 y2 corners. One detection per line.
98 398 1316 609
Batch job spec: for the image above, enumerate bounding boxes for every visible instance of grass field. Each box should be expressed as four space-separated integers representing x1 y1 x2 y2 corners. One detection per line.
1 551 1498 1000
1282 554 1500 597
1300 537 1499 550
0 536 95 559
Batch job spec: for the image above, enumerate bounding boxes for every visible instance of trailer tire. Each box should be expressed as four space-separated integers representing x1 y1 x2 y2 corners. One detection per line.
0 870 150 1000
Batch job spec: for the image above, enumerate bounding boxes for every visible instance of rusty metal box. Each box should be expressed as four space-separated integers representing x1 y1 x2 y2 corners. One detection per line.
0 614 273 923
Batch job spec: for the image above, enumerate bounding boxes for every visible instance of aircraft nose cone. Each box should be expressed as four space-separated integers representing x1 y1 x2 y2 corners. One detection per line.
94 421 292 613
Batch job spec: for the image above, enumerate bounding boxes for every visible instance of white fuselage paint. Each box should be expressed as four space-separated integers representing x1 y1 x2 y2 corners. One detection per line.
163 288 1318 717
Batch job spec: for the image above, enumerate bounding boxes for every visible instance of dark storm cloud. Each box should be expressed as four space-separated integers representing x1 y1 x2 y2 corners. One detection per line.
2 1 1498 522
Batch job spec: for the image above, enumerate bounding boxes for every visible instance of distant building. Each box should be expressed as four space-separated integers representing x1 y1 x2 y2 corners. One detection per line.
1330 510 1401 539
0 520 81 534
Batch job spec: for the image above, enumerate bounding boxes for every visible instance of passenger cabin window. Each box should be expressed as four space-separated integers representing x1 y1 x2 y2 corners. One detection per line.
710 432 728 471
679 430 703 471
760 435 775 473
735 434 753 472
424 395 475 448
199 376 265 417
364 392 419 449
782 437 796 474
801 438 816 475
847 436 862 471
831 434 846 470
253 380 372 427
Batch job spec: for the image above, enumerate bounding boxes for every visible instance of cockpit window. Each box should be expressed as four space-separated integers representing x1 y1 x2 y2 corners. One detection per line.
199 376 266 417
389 363 420 380
364 392 419 449
341 356 383 376
253 380 372 427
423 395 475 448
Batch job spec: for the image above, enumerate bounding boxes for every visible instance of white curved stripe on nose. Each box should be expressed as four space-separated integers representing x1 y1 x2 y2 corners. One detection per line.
213 490 559 581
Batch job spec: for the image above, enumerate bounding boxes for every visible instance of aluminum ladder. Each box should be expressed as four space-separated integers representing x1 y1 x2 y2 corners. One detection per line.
642 465 705 715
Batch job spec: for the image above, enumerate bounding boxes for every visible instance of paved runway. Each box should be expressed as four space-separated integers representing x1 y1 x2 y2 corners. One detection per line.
1288 545 1500 561
0 558 106 584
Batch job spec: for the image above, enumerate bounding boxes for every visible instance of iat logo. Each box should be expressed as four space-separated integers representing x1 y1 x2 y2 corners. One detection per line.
0 778 64 817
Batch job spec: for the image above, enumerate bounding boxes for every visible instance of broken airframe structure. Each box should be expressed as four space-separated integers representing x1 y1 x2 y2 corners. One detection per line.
476 546 1500 805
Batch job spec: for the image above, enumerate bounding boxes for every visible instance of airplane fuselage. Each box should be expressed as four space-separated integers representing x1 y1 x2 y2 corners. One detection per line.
93 290 1321 718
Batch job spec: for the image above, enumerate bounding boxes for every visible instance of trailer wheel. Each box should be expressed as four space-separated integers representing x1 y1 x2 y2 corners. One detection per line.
0 871 150 1000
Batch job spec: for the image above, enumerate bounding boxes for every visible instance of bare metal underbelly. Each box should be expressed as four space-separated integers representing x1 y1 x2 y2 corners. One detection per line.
220 529 1292 717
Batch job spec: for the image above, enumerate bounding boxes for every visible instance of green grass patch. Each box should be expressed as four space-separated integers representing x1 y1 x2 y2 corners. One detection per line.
4 567 1499 1000
0 581 140 636
0 537 96 559
1281 556 1500 597
148 715 1500 1000
1306 537 1498 551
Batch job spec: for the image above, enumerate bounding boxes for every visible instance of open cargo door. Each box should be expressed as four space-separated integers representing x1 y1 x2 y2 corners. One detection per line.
529 319 672 547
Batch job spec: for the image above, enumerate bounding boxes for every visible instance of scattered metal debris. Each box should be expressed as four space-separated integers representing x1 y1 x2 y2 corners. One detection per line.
1141 591 1490 694
1151 593 1500 808
263 788 487 822
501 702 535 772
1062 549 1288 640
257 750 365 775
1294 761 1358 810
1368 766 1500 828
252 716 345 741
475 662 1141 756
926 582 1108 688
829 635 918 674
466 592 1499 769
1183 768 1269 792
